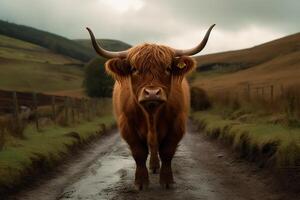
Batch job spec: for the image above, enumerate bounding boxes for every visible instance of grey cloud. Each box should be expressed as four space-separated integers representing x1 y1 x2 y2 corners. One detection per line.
0 0 299 53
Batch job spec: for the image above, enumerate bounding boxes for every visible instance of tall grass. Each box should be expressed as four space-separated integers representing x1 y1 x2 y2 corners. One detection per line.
207 84 300 127
191 85 300 178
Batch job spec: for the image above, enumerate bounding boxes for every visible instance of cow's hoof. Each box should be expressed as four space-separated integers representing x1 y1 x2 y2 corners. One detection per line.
159 166 174 189
135 181 149 191
135 167 149 191
161 183 173 189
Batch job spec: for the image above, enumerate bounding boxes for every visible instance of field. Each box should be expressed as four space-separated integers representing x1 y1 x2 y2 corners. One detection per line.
0 34 84 94
190 32 300 172
0 20 94 62
0 34 80 64
192 33 300 93
0 58 84 93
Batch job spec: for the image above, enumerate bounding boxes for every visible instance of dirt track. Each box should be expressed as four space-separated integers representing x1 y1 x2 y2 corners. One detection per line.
9 125 298 200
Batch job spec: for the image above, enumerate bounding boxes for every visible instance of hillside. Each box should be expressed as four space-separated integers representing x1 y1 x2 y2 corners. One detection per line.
75 39 131 51
195 32 300 71
0 20 94 62
0 34 81 65
192 32 300 93
0 21 132 96
0 34 84 94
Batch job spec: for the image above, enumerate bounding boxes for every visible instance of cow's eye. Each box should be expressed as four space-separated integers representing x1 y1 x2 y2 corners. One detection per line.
165 68 171 75
131 67 139 75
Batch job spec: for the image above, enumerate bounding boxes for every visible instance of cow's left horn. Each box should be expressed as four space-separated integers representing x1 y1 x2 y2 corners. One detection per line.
86 27 128 58
174 24 215 57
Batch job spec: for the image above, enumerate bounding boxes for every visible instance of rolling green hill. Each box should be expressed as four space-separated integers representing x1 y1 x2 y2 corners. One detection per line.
0 58 84 93
192 32 300 92
75 39 131 51
0 34 80 65
195 32 300 72
0 22 132 96
0 20 94 62
0 33 85 94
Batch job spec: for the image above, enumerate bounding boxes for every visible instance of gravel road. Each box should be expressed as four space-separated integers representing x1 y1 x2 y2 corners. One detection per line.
9 125 298 200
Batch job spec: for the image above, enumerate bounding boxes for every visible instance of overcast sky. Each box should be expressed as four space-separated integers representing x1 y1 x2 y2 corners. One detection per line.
0 0 299 54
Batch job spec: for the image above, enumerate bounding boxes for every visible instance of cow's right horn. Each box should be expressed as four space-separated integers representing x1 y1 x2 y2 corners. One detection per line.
173 24 215 57
86 27 128 58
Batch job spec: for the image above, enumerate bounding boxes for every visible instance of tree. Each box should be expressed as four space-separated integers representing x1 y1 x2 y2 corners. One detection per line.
83 57 114 97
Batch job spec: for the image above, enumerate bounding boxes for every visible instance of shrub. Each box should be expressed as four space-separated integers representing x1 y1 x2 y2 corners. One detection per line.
83 57 114 97
190 87 211 111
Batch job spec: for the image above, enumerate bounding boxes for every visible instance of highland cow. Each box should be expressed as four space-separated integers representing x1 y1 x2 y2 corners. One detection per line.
87 24 215 190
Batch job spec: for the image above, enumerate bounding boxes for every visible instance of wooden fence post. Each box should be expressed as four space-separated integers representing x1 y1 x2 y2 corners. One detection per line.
51 96 56 123
12 92 21 128
64 96 69 125
256 87 259 97
86 99 90 120
76 99 80 121
93 99 97 117
79 99 83 120
247 83 251 100
81 99 86 120
281 84 284 96
71 98 75 124
270 85 274 101
32 92 39 131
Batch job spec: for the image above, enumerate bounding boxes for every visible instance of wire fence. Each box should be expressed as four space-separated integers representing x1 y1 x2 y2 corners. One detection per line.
208 81 286 101
0 90 107 136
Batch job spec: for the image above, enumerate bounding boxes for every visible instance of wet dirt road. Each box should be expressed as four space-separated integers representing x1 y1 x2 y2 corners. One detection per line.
10 126 297 200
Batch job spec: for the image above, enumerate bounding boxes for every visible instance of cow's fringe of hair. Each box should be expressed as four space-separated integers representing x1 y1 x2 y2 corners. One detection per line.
128 43 175 74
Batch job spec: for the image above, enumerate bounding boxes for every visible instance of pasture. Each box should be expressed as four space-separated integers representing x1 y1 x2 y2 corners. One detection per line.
190 32 300 176
0 34 84 93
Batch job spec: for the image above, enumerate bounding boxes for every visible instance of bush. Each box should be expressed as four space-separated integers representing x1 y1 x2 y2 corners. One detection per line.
190 87 211 111
83 57 114 97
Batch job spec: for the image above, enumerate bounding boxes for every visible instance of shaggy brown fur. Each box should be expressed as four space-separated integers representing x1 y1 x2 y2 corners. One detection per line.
105 43 195 190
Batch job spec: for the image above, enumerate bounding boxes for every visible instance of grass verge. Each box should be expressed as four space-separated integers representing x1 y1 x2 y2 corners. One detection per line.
191 111 300 169
0 115 114 194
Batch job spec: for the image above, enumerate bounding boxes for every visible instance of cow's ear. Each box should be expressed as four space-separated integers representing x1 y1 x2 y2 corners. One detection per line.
105 58 131 79
172 56 196 76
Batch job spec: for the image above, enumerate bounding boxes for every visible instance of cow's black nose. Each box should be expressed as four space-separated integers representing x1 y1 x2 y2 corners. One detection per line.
143 88 162 99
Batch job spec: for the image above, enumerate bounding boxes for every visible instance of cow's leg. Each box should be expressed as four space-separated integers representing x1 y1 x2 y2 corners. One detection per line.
120 120 149 190
129 140 149 190
159 136 181 189
149 143 160 174
159 122 185 189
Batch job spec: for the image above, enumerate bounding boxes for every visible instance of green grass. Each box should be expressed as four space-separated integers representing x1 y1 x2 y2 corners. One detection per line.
0 34 81 64
0 20 94 62
0 34 44 51
191 111 300 167
0 115 114 190
0 58 84 92
0 34 85 93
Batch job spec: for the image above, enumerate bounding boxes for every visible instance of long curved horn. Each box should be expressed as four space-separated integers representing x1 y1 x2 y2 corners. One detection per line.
174 24 215 57
86 27 128 58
